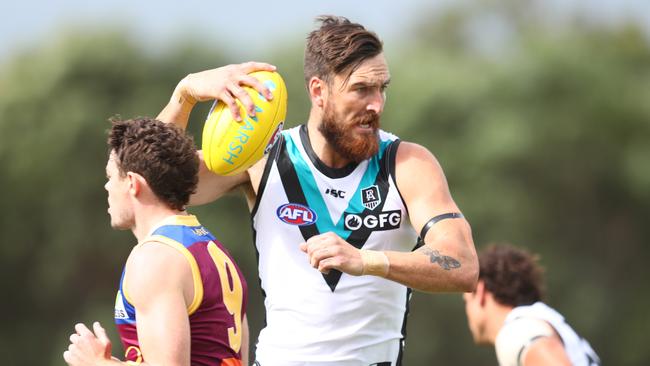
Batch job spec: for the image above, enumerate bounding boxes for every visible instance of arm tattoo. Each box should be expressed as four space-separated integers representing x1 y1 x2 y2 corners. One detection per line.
418 247 461 270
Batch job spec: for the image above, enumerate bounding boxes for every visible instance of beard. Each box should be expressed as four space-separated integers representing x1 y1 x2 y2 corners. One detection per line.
318 104 380 163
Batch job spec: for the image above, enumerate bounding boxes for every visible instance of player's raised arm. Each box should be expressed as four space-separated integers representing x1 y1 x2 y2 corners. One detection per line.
188 150 250 206
157 62 276 128
156 62 277 205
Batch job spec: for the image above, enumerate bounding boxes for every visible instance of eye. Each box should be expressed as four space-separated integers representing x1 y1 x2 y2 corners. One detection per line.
355 86 368 93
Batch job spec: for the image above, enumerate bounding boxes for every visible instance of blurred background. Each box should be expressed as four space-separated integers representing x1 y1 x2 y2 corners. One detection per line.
1 0 649 364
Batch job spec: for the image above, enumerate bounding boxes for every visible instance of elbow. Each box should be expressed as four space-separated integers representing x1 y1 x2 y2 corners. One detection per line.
419 259 478 293
461 258 479 292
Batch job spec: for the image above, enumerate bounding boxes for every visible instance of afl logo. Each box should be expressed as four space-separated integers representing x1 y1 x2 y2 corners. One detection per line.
276 203 317 226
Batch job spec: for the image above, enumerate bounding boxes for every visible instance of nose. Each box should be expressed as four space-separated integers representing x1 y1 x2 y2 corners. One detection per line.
366 90 385 114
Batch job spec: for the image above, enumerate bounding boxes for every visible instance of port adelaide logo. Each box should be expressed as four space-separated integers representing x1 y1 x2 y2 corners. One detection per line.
361 185 381 210
276 203 317 226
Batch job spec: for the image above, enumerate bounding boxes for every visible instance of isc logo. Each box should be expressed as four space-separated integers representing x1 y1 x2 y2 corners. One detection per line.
276 203 318 226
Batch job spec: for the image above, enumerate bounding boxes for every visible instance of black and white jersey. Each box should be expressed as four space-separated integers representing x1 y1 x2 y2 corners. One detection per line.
496 302 601 366
251 125 417 365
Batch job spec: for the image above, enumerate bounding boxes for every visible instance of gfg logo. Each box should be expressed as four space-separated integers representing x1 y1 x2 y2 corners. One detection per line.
344 210 401 231
277 203 318 226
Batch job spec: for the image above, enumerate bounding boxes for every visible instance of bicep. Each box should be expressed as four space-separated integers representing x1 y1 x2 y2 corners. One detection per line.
395 142 470 244
189 150 250 206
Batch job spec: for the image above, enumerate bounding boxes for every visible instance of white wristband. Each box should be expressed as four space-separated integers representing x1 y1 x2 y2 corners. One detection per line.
359 249 390 277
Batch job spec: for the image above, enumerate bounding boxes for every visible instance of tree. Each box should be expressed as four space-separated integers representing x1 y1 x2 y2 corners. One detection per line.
2 3 649 364
389 4 650 364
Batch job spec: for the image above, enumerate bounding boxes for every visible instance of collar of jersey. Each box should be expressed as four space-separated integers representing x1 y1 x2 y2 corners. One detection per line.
299 124 358 178
285 129 392 239
144 214 200 238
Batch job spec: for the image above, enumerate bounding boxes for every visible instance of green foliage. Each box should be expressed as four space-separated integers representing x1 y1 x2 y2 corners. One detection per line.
0 30 230 365
1 4 649 365
389 8 650 365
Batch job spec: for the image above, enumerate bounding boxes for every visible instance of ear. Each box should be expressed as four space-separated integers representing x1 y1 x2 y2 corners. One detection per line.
126 172 145 197
308 76 326 108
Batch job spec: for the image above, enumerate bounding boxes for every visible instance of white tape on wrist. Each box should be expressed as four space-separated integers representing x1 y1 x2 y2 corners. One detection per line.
359 249 390 277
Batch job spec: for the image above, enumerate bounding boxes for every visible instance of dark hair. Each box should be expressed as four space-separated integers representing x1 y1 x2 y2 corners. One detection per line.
108 117 198 211
479 244 546 307
304 15 383 86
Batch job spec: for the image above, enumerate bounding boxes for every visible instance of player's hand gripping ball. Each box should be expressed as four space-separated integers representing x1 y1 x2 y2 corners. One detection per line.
202 71 287 176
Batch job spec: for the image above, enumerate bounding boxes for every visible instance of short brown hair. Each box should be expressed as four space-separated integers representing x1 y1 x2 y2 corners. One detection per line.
479 244 546 307
304 15 383 86
108 117 198 211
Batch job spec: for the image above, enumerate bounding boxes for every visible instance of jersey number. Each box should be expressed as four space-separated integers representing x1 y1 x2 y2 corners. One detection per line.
207 241 243 353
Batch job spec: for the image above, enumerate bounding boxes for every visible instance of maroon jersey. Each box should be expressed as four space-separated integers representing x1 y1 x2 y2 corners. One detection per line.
114 215 247 366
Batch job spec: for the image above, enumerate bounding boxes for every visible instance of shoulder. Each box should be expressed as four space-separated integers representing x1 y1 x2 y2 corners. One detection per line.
394 141 451 198
393 141 447 185
496 317 555 366
128 239 191 269
124 241 193 305
394 141 440 165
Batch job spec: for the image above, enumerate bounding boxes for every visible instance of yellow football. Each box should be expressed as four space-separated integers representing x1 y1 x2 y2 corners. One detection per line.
202 71 287 176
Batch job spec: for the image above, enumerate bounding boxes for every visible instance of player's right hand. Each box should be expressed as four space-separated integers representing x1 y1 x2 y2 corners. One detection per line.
178 62 276 121
63 322 113 365
300 232 365 276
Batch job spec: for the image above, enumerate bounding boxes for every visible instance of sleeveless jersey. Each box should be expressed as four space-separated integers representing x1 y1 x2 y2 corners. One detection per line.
251 125 417 365
496 302 600 366
114 215 248 366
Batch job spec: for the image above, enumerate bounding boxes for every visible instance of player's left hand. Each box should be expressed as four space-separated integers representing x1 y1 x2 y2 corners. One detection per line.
63 322 113 366
300 232 363 275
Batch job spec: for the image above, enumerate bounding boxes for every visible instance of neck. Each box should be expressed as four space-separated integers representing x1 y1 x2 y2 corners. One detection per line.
306 112 352 169
131 204 184 243
485 301 515 344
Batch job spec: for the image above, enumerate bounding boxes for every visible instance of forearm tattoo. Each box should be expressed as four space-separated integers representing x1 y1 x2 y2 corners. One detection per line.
418 247 461 270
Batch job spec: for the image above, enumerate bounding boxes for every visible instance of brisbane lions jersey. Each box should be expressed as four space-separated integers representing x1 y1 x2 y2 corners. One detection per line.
251 125 417 365
114 215 247 366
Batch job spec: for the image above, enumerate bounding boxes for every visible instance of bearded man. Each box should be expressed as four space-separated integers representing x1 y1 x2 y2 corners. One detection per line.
157 15 478 366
